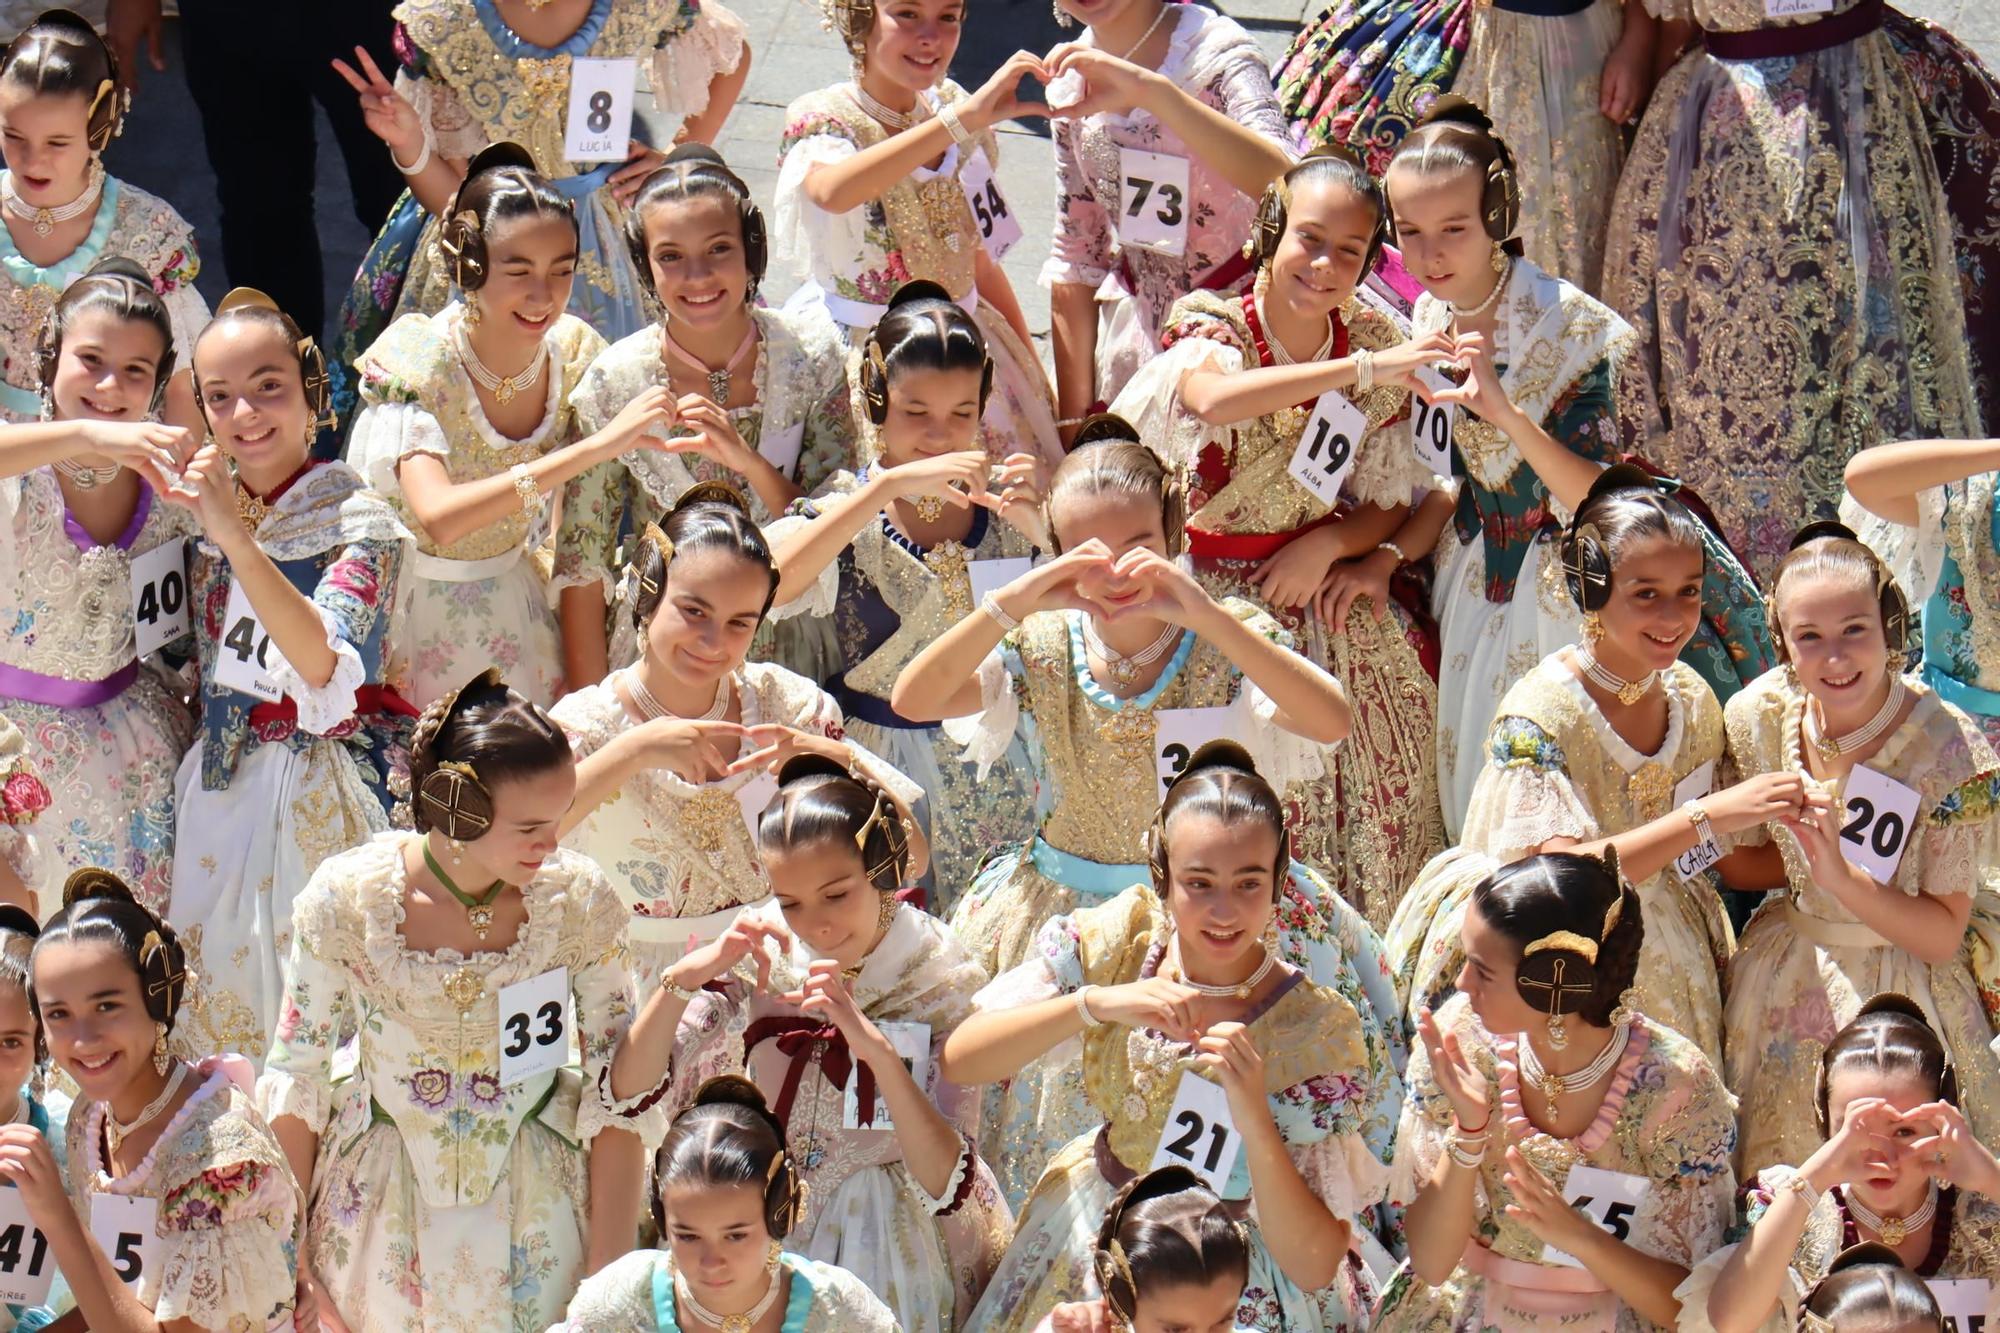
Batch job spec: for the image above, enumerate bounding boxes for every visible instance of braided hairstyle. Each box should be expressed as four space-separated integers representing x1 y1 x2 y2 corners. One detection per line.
1093 1166 1250 1324
655 1075 809 1238
1815 994 1958 1139
1470 851 1642 1029
33 255 176 416
1769 520 1913 670
192 287 336 434
756 754 912 892
1045 414 1187 557
0 9 125 151
1558 463 1710 613
623 142 768 304
1145 741 1291 904
32 868 191 1041
1800 1244 1942 1333
408 669 570 841
437 142 576 294
1387 96 1521 252
630 482 780 630
857 279 993 427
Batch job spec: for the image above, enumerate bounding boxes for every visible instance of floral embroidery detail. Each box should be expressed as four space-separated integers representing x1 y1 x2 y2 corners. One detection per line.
409 1068 451 1109
467 1072 503 1109
161 1159 269 1230
1489 717 1565 773
0 769 49 821
1929 771 2000 826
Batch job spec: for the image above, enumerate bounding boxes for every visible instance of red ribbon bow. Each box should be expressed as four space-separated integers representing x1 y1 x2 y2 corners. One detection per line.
742 1017 883 1126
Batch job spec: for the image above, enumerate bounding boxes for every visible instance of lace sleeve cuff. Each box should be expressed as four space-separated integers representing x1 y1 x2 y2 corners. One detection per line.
940 647 1019 780
913 1134 979 1216
774 134 867 276
254 1068 331 1136
271 606 368 735
162 282 211 374
1234 677 1333 788
764 511 839 620
647 3 749 116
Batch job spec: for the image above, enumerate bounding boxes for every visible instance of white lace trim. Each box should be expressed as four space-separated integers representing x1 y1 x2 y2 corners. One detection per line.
941 646 1018 779
270 605 368 735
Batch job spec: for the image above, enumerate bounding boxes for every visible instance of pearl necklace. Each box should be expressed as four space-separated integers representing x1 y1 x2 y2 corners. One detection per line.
1517 1021 1629 1109
455 323 548 408
1082 616 1180 686
674 1265 781 1333
1847 1182 1938 1247
1111 2 1175 59
850 80 928 130
1164 933 1275 1000
2 161 103 238
1448 258 1512 321
1804 673 1906 762
627 668 731 722
105 1060 189 1156
54 457 122 489
1257 296 1335 366
1576 645 1658 707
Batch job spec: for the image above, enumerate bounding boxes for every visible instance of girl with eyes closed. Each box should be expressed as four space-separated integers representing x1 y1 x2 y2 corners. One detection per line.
1721 523 2000 1180
557 143 856 688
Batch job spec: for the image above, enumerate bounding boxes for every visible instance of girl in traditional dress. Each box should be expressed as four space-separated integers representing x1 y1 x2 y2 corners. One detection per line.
0 12 206 425
1603 0 1998 579
260 671 664 1332
1845 438 2000 749
1035 13 1294 414
8 869 300 1332
943 747 1396 1332
165 290 413 1063
0 906 68 1330
1796 1249 1951 1332
774 0 1060 467
553 485 922 991
327 0 752 415
1388 468 1800 1064
557 144 856 687
1032 1167 1254 1333
1680 997 2000 1333
349 143 673 710
614 755 1008 1331
0 260 193 913
1374 98 1771 838
556 1077 900 1331
1110 146 1445 928
1722 524 2000 1179
766 280 1042 905
1377 851 1736 1331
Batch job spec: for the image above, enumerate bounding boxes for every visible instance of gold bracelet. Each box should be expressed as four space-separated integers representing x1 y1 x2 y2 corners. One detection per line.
1682 799 1716 848
659 970 699 1004
937 101 976 150
511 463 544 521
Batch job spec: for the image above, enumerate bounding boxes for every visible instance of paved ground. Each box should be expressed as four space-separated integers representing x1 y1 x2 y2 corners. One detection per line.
98 1 1997 350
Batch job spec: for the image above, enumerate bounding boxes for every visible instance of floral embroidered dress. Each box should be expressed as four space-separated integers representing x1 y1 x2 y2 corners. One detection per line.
774 82 1061 468
1604 0 1986 580
550 660 921 992
1675 1163 2000 1332
555 1250 899 1331
766 473 1039 909
964 885 1393 1333
0 467 192 911
1273 0 1471 172
331 0 748 421
350 304 605 709
1043 4 1287 406
0 173 207 423
1387 654 1735 1063
642 898 1008 1332
1424 258 1771 838
1722 668 2000 1176
0 711 45 895
170 461 413 1064
555 308 857 678
1893 471 2000 750
257 836 667 1333
66 1062 302 1332
1112 286 1445 929
1372 993 1736 1331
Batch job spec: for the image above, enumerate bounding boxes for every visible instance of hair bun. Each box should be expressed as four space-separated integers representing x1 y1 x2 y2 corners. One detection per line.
82 255 153 286
1072 412 1142 449
1826 1242 1907 1276
1855 991 1933 1027
886 278 954 310
775 753 851 789
1178 740 1259 784
1582 462 1662 505
693 1073 771 1113
1788 518 1860 552
664 141 726 166
1416 94 1496 135
62 867 141 912
673 479 753 519
463 140 538 181
0 905 38 940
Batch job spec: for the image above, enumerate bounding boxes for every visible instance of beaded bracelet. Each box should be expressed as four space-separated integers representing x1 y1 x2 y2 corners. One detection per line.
511 463 544 520
981 590 1021 632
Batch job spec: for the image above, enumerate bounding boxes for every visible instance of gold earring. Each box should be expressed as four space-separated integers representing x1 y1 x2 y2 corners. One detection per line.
1545 1010 1569 1052
1581 611 1604 646
152 1021 169 1075
766 1238 782 1273
1490 241 1507 274
449 838 464 867
464 294 482 328
1784 662 1801 692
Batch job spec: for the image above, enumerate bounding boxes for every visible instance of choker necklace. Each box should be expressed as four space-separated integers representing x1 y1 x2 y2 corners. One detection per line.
1110 2 1174 59
628 668 731 722
908 494 947 524
55 457 122 490
1164 933 1274 1000
456 322 548 408
105 1059 188 1156
1576 645 1658 707
1518 1020 1629 1108
423 842 507 940
1448 259 1512 321
3 161 103 239
1847 1182 1938 1247
664 321 758 405
1805 673 1906 762
1257 295 1334 366
851 80 928 130
1082 616 1180 687
675 1265 781 1333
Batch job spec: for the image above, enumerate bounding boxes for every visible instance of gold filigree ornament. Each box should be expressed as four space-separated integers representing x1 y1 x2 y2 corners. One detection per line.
683 786 744 854
1628 761 1673 817
442 966 487 1015
922 541 972 622
516 54 573 105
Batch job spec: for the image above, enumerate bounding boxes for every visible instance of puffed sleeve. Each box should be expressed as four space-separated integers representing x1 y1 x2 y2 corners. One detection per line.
775 113 869 280
1106 310 1242 473
572 858 670 1148
1040 118 1114 291
268 538 398 735
940 631 1028 780
554 458 634 596
154 1156 300 1330
1254 1102 1393 1225
394 32 484 160
645 0 748 118
764 497 841 620
555 1250 664 1330
1223 601 1333 785
1461 715 1596 863
1387 995 1497 1209
1209 27 1287 147
348 401 451 503
152 233 208 373
1915 770 2000 899
971 909 1084 1068
256 871 352 1133
0 713 47 891
795 319 861 495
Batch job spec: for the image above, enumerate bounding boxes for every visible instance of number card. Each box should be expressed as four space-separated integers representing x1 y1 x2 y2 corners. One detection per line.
1410 368 1458 477
91 1192 158 1289
213 582 281 702
1928 1279 1991 1333
1286 391 1368 508
0 1186 53 1304
960 150 1021 261
968 556 1034 608
844 1020 931 1130
563 57 637 163
1153 707 1230 800
1543 1164 1649 1267
758 422 805 476
735 771 780 839
129 541 189 659
1116 148 1191 258
1150 1071 1241 1192
1838 765 1922 884
498 966 570 1086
